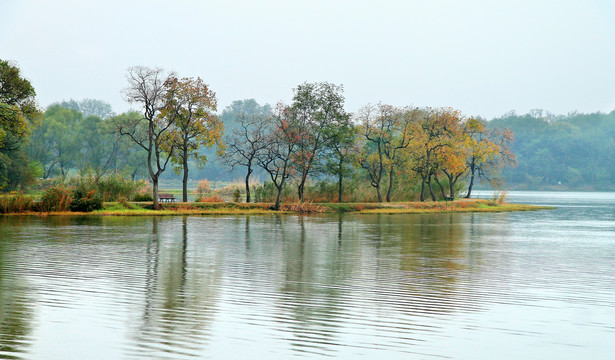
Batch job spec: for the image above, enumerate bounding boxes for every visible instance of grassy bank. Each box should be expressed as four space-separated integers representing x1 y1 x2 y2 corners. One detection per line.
1 199 552 216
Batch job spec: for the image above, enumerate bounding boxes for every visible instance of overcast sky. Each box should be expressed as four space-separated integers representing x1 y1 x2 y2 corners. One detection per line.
2 0 615 119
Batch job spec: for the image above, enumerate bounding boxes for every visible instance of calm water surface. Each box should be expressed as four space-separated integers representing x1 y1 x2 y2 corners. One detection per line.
1 191 614 359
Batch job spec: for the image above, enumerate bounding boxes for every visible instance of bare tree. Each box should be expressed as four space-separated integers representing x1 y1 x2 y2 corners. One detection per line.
113 66 176 209
255 105 300 210
220 113 269 202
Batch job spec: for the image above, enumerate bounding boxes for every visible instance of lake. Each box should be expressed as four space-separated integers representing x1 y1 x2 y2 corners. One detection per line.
1 192 614 359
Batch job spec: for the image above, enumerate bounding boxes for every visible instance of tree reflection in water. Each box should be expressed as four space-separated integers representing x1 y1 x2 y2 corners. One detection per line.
0 218 35 358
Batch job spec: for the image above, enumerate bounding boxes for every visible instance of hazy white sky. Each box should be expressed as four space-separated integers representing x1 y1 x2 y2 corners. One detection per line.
2 0 615 118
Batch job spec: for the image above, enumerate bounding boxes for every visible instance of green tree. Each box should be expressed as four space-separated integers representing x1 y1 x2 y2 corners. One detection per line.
0 59 42 190
78 114 121 179
290 82 347 201
321 112 357 202
108 111 148 180
28 105 81 180
56 98 114 119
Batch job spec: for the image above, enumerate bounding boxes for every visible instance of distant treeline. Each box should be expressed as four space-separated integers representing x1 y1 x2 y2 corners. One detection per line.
489 110 615 191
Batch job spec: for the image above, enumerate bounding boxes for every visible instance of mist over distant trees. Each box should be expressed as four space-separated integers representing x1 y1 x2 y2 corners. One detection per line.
54 98 115 119
489 110 615 190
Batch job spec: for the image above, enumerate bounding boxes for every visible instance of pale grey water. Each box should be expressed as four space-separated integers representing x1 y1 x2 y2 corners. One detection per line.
0 192 614 359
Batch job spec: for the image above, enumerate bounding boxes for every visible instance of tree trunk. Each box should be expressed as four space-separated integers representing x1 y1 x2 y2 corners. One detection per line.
298 183 304 202
182 148 189 202
466 169 476 198
386 164 394 202
434 175 446 200
274 184 283 210
338 171 343 203
448 175 456 200
427 175 437 201
152 176 160 210
298 171 308 202
245 167 252 203
376 183 382 203
420 178 426 202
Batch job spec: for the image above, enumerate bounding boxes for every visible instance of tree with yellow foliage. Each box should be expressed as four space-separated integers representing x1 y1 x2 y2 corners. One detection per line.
163 76 224 202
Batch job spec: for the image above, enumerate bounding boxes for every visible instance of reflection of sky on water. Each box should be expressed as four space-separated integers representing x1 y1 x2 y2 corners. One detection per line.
1 192 614 359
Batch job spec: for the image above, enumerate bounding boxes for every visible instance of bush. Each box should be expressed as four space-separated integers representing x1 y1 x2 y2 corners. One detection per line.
70 190 103 212
195 195 224 203
214 182 244 196
69 181 103 212
32 177 62 191
281 201 326 213
0 193 35 214
39 185 72 212
196 179 211 197
232 189 242 202
133 192 153 202
71 170 142 202
253 181 295 203
96 173 140 202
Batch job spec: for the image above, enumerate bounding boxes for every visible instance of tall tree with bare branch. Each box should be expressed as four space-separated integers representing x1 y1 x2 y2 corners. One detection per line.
113 66 176 209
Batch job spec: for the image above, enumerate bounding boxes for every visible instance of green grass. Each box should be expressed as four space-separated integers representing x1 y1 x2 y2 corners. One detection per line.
1 198 553 216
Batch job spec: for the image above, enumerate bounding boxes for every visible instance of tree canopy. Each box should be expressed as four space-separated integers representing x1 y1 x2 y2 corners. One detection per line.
0 59 42 190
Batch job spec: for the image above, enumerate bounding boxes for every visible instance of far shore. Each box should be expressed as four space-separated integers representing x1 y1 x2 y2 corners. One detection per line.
1 199 553 216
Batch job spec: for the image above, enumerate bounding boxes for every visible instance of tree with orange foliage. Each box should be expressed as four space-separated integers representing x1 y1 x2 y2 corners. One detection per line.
406 108 461 201
465 119 516 198
434 112 469 199
356 104 395 202
162 76 224 202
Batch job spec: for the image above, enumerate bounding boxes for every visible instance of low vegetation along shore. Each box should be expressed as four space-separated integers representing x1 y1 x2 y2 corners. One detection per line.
1 198 550 216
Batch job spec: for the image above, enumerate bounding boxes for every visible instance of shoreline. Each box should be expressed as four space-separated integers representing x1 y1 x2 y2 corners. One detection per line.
1 199 553 216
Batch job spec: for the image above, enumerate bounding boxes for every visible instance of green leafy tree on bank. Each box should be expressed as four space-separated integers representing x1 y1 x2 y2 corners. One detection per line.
290 82 347 201
29 105 82 180
0 59 42 191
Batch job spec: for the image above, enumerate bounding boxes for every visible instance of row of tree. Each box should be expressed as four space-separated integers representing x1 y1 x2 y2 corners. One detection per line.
221 95 515 209
2 61 515 209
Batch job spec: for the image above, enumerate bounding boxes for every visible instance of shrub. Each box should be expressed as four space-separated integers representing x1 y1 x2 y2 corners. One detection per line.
32 177 62 191
214 182 244 196
196 179 211 197
0 193 35 214
488 191 508 206
195 195 224 203
70 170 142 202
70 189 103 212
94 172 140 202
39 185 72 212
281 201 326 213
133 192 153 202
232 189 242 202
253 181 295 203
